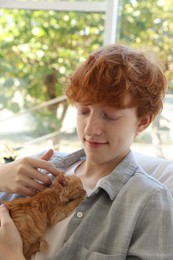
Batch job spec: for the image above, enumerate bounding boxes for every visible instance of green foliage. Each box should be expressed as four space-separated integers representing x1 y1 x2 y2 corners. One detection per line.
118 0 173 92
1 1 173 111
0 9 105 112
30 109 62 136
0 1 173 143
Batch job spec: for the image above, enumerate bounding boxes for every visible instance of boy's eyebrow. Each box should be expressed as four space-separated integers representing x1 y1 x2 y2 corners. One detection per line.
76 102 92 106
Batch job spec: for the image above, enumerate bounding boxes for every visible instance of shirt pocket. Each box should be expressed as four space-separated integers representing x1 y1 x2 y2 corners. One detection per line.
73 246 126 260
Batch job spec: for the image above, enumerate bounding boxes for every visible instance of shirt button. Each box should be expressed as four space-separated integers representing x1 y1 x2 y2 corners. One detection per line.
77 212 83 218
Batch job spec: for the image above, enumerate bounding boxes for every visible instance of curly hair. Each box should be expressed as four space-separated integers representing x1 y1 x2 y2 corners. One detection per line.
66 44 167 118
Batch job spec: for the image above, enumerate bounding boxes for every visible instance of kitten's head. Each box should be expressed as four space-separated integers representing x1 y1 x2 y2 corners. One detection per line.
52 174 86 203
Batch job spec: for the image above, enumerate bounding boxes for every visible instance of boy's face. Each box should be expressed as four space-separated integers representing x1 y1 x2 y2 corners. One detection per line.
76 103 151 166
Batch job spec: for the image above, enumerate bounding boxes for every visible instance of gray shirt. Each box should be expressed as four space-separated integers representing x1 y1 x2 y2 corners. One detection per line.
1 149 173 259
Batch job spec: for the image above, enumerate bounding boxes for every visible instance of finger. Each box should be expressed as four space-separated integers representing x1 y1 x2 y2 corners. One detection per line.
15 186 37 197
12 181 46 197
43 164 61 177
14 169 51 193
34 168 52 185
39 149 54 161
24 177 50 192
0 204 10 225
27 158 61 178
17 177 51 196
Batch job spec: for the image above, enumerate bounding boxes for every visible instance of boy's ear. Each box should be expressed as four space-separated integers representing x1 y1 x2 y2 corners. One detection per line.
137 114 154 134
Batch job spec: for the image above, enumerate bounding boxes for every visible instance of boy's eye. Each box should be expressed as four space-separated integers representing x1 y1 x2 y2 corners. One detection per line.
77 108 90 115
104 113 114 120
103 113 110 119
103 113 121 121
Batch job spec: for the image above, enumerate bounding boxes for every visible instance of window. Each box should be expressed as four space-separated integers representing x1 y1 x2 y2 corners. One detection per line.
0 0 173 162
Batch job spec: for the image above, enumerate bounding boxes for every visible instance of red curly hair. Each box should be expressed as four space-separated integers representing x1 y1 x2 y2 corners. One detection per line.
66 44 167 118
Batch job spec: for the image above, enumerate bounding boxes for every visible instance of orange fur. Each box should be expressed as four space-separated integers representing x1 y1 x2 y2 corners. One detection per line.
3 174 86 259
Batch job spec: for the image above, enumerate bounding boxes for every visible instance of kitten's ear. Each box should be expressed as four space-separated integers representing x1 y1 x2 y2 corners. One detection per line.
53 174 67 187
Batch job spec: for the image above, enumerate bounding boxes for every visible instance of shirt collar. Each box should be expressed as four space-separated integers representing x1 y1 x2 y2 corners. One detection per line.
51 148 85 170
97 151 138 200
51 149 138 200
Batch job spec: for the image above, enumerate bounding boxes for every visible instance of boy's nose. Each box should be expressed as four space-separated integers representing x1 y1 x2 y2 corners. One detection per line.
84 115 102 136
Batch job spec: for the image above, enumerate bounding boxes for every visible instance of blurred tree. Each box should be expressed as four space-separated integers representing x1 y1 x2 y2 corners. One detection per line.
0 9 105 113
118 0 173 91
0 0 173 144
0 9 105 141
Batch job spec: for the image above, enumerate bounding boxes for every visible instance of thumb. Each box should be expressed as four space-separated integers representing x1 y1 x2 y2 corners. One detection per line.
40 149 54 161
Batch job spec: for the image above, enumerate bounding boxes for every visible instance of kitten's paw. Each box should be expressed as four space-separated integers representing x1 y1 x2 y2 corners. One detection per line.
40 238 49 253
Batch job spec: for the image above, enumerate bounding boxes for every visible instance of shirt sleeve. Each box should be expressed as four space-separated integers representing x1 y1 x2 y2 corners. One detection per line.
0 192 25 201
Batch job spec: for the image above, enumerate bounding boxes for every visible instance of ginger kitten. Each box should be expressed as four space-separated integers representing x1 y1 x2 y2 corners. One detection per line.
3 174 86 259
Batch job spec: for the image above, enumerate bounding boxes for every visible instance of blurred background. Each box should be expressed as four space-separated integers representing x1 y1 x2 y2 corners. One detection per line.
0 0 173 163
